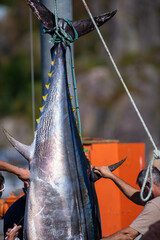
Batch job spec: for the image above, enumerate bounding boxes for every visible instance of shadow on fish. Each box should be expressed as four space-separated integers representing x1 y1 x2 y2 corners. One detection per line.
2 1 124 239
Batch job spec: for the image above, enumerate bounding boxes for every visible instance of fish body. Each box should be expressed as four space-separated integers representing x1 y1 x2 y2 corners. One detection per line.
23 43 99 239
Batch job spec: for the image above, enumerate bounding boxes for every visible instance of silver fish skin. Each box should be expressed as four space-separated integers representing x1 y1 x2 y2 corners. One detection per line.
21 42 96 240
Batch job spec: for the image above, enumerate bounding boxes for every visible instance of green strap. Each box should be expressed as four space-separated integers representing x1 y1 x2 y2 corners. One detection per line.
50 0 78 46
45 0 82 139
68 45 82 141
49 20 78 46
54 0 58 29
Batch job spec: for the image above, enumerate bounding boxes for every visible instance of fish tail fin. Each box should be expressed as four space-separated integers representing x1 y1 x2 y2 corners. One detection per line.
2 127 33 162
25 0 117 39
73 10 117 38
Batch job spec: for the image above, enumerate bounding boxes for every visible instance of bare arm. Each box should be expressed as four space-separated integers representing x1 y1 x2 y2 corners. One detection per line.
0 160 30 186
5 224 22 240
94 166 144 205
101 227 139 240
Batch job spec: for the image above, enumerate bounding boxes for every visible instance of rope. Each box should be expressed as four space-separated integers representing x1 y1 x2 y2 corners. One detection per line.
44 0 82 138
49 0 78 45
29 9 36 132
140 158 154 201
49 19 78 46
69 45 82 139
54 0 59 29
81 0 157 151
140 149 160 201
81 0 160 201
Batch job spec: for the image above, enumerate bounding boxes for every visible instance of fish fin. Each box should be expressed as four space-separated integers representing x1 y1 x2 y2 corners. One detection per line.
25 1 116 39
2 127 33 162
91 167 101 182
72 10 117 38
25 0 55 29
91 157 127 182
108 157 127 172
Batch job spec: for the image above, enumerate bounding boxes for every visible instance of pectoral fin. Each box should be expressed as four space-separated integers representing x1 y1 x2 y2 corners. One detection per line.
91 157 127 182
2 128 34 162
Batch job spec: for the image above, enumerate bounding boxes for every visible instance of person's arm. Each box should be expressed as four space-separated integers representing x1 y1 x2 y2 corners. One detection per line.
101 227 139 240
94 166 144 205
0 160 30 186
5 224 22 240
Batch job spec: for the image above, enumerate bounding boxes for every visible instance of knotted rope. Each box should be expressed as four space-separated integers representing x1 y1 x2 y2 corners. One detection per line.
49 0 78 45
50 20 78 46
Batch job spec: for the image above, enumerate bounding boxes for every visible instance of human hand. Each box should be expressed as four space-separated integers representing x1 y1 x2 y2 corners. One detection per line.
17 168 30 187
94 166 113 179
5 224 22 240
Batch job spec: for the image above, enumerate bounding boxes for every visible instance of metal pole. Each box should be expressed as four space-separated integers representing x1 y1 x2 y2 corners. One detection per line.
40 0 73 95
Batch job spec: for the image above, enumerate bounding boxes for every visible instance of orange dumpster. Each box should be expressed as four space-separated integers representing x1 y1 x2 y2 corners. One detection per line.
83 138 145 236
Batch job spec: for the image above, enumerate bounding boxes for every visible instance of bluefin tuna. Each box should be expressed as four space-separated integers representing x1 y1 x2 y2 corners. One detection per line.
3 1 123 239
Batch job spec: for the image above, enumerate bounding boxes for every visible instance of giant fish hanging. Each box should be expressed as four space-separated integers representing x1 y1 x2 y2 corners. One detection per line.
3 1 124 239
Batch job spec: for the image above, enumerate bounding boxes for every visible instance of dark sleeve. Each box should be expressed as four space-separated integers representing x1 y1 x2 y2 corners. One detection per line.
4 195 26 240
141 220 160 240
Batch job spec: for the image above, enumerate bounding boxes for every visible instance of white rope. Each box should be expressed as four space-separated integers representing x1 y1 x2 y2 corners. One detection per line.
141 149 160 201
81 0 160 202
29 9 36 132
81 0 158 152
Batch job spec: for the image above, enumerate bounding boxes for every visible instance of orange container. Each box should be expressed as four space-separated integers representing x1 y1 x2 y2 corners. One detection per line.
83 139 145 236
0 192 25 218
5 192 18 208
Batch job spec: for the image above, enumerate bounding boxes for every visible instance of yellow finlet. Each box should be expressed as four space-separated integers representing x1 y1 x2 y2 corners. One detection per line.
55 50 57 55
42 94 48 101
36 117 41 123
48 71 53 77
39 106 44 112
45 83 50 90
70 96 73 100
79 133 82 137
68 84 71 87
34 130 37 134
51 60 55 65
72 107 76 112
